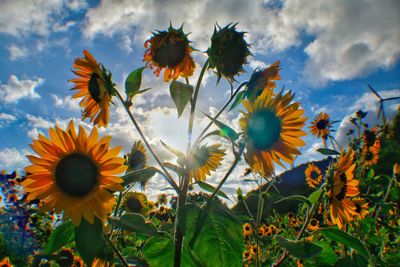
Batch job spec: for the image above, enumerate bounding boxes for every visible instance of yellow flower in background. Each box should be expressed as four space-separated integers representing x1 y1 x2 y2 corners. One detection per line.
243 223 253 238
92 258 114 267
362 127 380 150
364 146 379 166
352 197 369 220
309 112 332 146
240 89 307 177
70 50 114 128
144 24 195 81
157 193 168 205
189 144 225 182
304 163 323 188
22 120 126 225
123 192 149 215
307 218 320 231
327 150 360 228
126 140 148 172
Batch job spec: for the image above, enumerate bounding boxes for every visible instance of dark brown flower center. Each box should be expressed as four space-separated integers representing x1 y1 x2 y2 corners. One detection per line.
365 150 373 161
88 73 103 103
310 170 320 180
153 32 186 68
245 226 250 231
310 219 318 226
336 173 348 200
126 197 143 213
248 109 282 150
316 119 328 130
55 153 98 197
129 151 146 170
364 130 376 147
192 147 211 168
355 203 362 213
57 249 74 267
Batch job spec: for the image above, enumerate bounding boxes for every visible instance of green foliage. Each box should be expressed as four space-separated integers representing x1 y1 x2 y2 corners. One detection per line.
108 213 158 236
275 236 323 259
125 67 145 97
195 180 229 199
44 220 74 254
170 80 193 117
122 166 158 186
316 148 340 155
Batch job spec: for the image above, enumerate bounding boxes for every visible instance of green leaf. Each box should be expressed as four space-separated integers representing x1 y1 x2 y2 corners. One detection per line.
178 203 201 237
275 236 323 259
319 227 371 260
160 140 186 161
125 67 145 97
108 213 158 236
163 161 184 176
311 241 337 265
44 220 74 254
316 148 340 155
143 236 200 267
169 80 193 117
335 254 369 267
195 181 229 199
201 112 239 143
229 90 245 111
274 195 311 206
122 167 157 186
75 218 106 265
190 202 244 267
308 189 323 204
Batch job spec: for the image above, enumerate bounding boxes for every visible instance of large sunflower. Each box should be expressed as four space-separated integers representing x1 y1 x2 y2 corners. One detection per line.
240 89 307 177
144 25 195 82
22 121 126 225
304 163 323 188
189 144 225 182
70 50 114 128
309 112 332 146
122 192 149 215
327 150 360 228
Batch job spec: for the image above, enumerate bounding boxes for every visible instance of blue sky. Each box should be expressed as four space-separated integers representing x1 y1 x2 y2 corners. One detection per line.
1 0 399 200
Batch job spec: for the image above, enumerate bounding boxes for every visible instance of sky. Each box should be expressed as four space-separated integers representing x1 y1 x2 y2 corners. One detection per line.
0 0 399 202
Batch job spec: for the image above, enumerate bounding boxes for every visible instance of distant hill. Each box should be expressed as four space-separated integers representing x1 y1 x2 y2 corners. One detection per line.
232 157 333 217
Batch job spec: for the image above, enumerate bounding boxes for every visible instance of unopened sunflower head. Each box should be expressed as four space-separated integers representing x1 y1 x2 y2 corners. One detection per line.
207 23 251 83
240 89 307 177
144 24 195 82
123 192 149 215
70 50 115 128
244 61 281 102
22 120 126 225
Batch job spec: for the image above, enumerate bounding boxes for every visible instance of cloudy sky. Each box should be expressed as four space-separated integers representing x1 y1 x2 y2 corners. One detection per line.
1 0 399 201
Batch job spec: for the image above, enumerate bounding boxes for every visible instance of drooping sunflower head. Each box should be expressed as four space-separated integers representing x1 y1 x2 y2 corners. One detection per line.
304 163 323 188
309 112 332 140
244 61 281 102
70 50 115 128
126 140 148 172
207 23 251 83
307 218 320 231
144 24 195 82
189 144 225 182
352 197 369 220
240 89 307 177
123 192 149 215
22 120 126 225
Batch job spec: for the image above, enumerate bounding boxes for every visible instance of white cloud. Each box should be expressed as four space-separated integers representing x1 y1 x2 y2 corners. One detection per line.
248 59 268 70
0 147 29 171
82 0 399 86
8 44 28 60
0 113 17 127
0 75 43 104
120 35 133 53
52 94 80 110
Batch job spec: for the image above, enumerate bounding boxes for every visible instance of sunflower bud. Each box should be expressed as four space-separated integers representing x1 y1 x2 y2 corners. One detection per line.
207 23 251 83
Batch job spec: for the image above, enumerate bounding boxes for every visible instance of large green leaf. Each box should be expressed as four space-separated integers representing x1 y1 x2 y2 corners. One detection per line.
143 236 201 267
108 213 158 236
44 220 74 254
122 167 157 186
311 241 337 265
229 90 245 111
308 189 323 204
75 218 106 265
125 67 145 97
170 81 193 117
319 228 371 260
195 181 229 199
335 254 369 267
201 112 239 143
275 236 323 259
190 202 244 267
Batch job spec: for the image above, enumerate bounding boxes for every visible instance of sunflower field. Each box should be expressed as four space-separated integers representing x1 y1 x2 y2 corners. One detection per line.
1 23 400 267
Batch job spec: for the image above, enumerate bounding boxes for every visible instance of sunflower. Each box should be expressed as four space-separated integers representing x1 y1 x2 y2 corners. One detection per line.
207 23 251 82
0 257 13 267
22 120 126 225
72 256 84 267
157 193 168 205
189 144 225 182
352 198 369 220
126 140 148 172
244 61 280 102
92 258 113 267
243 223 253 238
362 128 380 150
144 24 195 82
57 248 74 267
327 150 360 228
240 89 307 177
123 192 149 215
364 147 379 166
309 112 332 146
307 218 320 231
70 50 114 128
304 163 323 188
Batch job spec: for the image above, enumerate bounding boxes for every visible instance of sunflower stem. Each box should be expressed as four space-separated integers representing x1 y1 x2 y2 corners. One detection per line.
193 82 247 148
174 59 209 267
114 89 180 193
105 234 129 267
